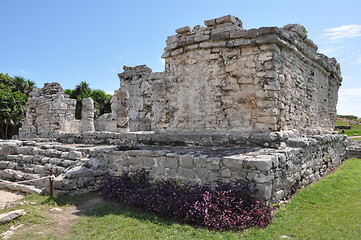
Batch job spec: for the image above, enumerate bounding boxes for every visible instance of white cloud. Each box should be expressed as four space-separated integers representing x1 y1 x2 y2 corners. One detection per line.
318 45 344 56
339 88 361 97
337 88 361 117
9 68 31 76
324 24 361 40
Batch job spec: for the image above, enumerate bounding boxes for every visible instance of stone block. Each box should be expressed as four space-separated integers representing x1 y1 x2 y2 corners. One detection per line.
179 154 194 168
164 154 179 169
247 172 274 183
211 31 230 40
230 29 247 38
243 157 273 171
67 151 83 160
274 190 284 201
196 168 210 181
215 15 237 24
222 155 245 169
178 168 196 180
16 147 29 155
165 168 177 178
65 166 94 178
0 161 9 169
255 182 272 200
176 26 191 34
204 18 216 27
33 165 45 174
221 169 232 177
143 157 156 167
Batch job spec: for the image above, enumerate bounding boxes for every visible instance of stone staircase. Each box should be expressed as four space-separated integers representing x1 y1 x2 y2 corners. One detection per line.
0 139 109 196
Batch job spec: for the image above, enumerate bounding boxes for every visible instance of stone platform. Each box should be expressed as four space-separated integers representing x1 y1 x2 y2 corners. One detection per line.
2 130 348 203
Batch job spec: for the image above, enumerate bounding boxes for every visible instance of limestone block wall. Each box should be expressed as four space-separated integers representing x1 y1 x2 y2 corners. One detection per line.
273 25 342 130
19 82 81 137
118 65 165 131
156 15 342 133
87 131 347 203
19 83 101 137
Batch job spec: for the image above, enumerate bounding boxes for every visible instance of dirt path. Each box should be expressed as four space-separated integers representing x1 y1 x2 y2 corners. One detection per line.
0 190 104 239
26 195 104 239
0 190 24 209
51 196 103 238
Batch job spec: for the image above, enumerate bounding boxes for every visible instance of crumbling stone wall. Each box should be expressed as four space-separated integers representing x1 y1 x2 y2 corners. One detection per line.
20 15 342 135
19 82 81 137
19 83 99 137
154 15 342 133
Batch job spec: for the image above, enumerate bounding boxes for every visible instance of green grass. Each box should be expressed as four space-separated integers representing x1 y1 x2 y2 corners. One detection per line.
2 159 361 239
335 119 350 126
0 194 54 237
337 123 361 136
344 124 361 136
352 137 361 141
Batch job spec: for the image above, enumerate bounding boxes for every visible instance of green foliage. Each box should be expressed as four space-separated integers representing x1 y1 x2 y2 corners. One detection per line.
337 114 359 120
0 73 35 139
65 81 112 119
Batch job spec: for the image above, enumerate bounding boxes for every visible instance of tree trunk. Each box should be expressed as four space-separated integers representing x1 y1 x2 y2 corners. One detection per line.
4 121 9 139
0 126 4 139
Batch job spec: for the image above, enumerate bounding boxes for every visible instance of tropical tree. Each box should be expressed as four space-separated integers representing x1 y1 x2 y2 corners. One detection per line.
65 81 112 119
0 73 35 139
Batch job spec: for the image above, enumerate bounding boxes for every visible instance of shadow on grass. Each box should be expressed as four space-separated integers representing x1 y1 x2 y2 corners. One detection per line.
45 191 178 227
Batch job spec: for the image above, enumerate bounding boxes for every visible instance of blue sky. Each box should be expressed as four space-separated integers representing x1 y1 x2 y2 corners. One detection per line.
1 0 360 117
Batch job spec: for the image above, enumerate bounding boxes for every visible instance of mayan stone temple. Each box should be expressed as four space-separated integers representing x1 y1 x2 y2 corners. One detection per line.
0 15 348 203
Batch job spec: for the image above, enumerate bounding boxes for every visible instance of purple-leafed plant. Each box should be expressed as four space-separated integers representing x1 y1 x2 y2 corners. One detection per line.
101 169 273 231
185 180 272 230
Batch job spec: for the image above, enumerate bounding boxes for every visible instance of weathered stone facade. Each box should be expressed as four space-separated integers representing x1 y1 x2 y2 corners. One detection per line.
117 15 341 133
1 15 348 203
19 83 81 137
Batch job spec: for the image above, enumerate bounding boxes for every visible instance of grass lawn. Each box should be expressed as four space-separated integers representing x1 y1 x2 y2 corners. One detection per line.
1 158 361 240
344 124 361 136
351 137 361 141
335 119 350 126
335 119 361 136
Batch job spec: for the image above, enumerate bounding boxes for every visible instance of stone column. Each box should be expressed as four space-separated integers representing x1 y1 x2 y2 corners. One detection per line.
81 97 95 132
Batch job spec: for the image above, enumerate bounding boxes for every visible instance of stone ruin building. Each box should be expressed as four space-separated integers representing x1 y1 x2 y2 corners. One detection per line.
0 15 348 203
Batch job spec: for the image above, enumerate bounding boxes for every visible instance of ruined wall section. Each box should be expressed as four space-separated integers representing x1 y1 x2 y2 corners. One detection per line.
274 24 342 130
19 82 81 137
118 65 165 132
161 15 342 133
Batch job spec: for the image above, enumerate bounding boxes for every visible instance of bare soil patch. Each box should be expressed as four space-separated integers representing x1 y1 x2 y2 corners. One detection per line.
50 196 103 238
0 190 24 209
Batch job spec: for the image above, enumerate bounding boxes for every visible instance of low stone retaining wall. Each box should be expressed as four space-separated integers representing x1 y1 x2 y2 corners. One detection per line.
88 131 347 203
346 141 361 159
1 131 349 203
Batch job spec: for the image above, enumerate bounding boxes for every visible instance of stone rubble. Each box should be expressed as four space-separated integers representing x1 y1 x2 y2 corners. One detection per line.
0 210 26 225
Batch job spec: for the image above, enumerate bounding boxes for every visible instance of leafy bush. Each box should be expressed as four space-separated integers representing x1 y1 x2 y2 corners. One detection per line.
185 180 272 230
101 169 273 231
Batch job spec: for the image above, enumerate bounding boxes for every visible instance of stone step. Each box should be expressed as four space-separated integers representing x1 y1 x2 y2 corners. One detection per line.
15 146 86 160
0 169 43 182
5 154 79 168
0 179 43 194
0 160 71 177
0 160 46 174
